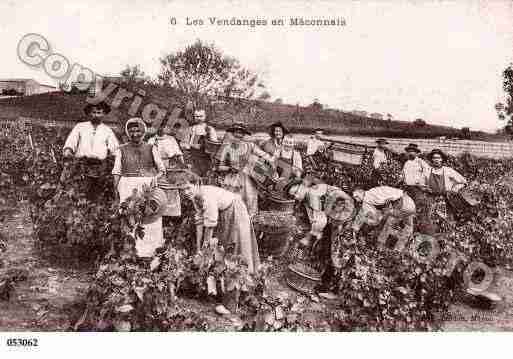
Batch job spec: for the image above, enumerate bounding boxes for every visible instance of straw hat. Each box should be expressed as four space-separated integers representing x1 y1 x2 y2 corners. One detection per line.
404 143 421 153
226 122 251 135
427 148 447 162
376 138 389 145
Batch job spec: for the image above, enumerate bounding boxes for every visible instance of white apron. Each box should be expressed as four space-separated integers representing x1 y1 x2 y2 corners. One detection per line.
118 176 164 258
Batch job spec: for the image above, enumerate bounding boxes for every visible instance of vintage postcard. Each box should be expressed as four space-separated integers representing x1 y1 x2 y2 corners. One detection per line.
0 0 513 355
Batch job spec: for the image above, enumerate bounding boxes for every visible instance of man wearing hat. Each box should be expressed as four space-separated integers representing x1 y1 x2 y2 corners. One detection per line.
352 186 416 250
112 117 166 258
184 109 218 177
63 101 119 160
401 143 431 229
62 101 120 201
372 138 389 170
261 121 288 156
217 122 272 217
306 128 326 156
284 178 354 291
426 148 469 222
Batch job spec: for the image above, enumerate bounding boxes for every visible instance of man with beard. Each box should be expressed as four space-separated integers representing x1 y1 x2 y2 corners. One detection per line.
62 101 120 200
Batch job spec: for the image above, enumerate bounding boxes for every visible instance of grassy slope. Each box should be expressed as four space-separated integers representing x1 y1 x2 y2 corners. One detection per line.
0 91 502 141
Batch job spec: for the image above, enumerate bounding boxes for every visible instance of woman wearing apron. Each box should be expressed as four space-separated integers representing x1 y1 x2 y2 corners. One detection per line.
112 118 166 258
273 134 303 182
217 122 272 218
147 122 185 224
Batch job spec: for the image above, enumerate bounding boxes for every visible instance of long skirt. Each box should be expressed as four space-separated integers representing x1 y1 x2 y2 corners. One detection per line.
117 176 164 258
221 172 259 218
189 148 212 178
216 195 260 273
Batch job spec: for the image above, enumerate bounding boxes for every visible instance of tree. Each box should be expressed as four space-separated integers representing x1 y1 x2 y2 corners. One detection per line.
158 39 265 115
461 127 471 139
413 118 426 127
311 98 323 111
274 98 283 104
497 64 513 136
120 64 147 85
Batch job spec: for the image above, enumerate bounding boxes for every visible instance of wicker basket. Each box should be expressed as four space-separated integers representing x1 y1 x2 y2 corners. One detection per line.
253 211 296 257
204 139 222 155
285 262 322 295
258 188 295 213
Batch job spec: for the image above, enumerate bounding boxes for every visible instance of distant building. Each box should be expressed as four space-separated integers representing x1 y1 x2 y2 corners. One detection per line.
0 79 58 96
370 112 383 120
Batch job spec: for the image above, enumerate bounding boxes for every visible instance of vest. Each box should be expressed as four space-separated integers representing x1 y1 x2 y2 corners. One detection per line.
120 143 157 177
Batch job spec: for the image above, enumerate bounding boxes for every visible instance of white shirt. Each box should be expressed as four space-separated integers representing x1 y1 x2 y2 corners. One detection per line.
372 148 387 169
147 135 182 159
187 123 218 146
363 186 404 207
63 121 119 160
306 137 325 156
193 185 238 227
352 186 404 231
429 166 467 192
402 157 430 186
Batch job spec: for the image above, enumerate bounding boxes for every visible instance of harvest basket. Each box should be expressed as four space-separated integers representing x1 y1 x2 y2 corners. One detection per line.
256 184 296 214
285 262 322 295
253 211 296 257
204 139 222 155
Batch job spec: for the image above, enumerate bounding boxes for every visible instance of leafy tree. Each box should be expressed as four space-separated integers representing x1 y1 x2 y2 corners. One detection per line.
461 127 471 139
120 64 147 85
496 64 513 135
158 39 265 115
274 98 283 104
413 118 426 127
311 98 323 110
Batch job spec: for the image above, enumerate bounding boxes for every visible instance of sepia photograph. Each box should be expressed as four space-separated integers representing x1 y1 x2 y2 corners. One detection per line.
1 0 513 354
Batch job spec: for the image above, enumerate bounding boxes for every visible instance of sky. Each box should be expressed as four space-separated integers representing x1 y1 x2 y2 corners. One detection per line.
1 0 512 132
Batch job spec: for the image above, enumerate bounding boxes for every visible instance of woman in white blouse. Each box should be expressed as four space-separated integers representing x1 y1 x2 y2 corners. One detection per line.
171 170 260 274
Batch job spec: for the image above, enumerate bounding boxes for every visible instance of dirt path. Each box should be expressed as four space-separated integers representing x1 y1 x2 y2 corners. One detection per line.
0 204 91 331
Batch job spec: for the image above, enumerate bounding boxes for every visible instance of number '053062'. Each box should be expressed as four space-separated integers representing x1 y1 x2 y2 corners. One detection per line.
6 338 39 347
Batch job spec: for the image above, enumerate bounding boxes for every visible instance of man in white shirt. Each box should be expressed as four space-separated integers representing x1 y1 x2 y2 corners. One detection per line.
372 138 388 170
185 109 218 177
401 143 431 230
352 186 416 249
63 101 119 160
62 101 119 201
306 129 325 156
371 138 389 186
187 109 218 149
